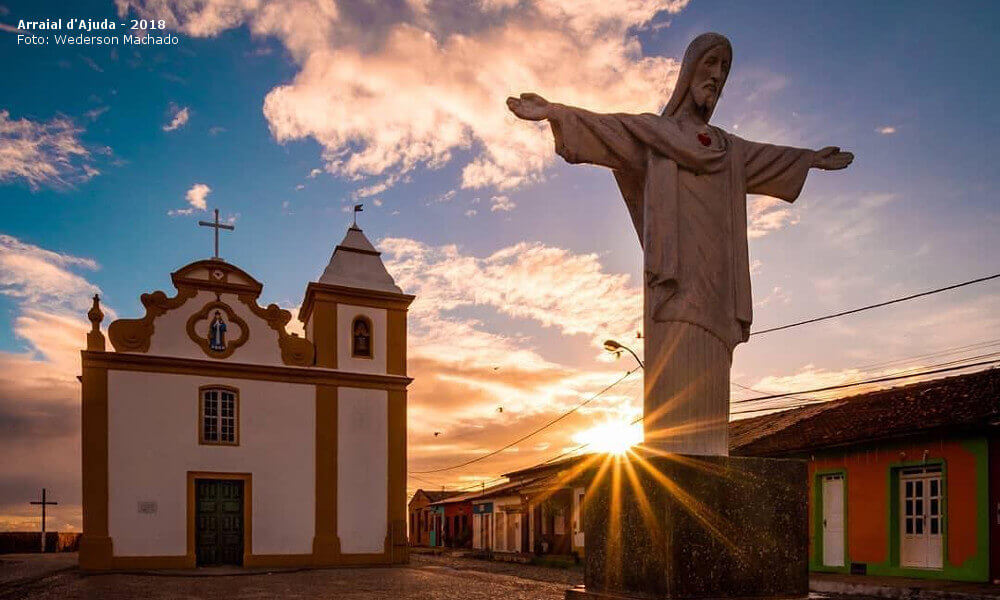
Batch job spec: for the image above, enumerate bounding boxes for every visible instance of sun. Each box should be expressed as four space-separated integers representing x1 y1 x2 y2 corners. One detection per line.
573 420 642 455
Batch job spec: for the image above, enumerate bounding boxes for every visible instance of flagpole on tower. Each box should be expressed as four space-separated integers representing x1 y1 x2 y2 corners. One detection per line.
353 203 363 228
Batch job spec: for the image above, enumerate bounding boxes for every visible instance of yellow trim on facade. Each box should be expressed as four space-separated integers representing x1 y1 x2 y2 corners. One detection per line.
81 259 412 571
82 351 411 389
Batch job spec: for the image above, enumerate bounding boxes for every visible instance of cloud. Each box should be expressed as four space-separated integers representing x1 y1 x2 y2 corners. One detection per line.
118 0 688 192
354 176 397 198
0 235 111 531
754 285 790 308
490 194 515 212
465 209 477 217
208 125 226 136
83 106 110 121
0 234 100 313
79 54 104 73
747 195 799 239
0 110 99 190
813 192 897 245
307 167 322 178
375 237 644 481
162 105 190 131
876 125 896 135
382 238 641 343
168 182 211 216
187 183 210 209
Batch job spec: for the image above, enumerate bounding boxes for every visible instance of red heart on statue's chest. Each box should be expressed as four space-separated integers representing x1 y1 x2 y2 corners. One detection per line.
697 133 712 147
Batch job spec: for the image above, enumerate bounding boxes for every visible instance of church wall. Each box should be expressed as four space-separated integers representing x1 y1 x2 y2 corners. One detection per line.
337 303 387 374
337 386 388 553
145 290 284 366
107 370 315 557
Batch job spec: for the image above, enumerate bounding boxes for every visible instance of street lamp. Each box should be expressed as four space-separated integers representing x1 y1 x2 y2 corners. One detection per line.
603 339 644 369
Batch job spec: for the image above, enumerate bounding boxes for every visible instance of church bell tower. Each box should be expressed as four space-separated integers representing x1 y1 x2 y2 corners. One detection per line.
299 224 414 564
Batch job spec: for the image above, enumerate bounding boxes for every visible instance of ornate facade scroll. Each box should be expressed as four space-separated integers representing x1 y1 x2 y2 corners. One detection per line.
108 288 197 352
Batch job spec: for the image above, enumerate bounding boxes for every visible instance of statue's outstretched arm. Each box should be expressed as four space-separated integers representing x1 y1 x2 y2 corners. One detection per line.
507 93 647 173
741 138 851 202
812 146 854 170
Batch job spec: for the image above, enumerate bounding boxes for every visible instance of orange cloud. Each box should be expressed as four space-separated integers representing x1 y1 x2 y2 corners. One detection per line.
118 0 687 191
0 234 108 531
380 237 644 487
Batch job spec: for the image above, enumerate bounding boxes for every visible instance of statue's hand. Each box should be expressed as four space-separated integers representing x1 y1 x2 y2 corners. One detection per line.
813 146 854 170
506 93 552 121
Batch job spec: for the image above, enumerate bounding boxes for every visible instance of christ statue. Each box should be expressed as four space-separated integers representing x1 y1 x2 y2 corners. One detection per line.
507 32 853 456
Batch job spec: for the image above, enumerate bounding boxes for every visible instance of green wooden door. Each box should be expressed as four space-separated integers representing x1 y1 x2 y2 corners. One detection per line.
196 479 244 566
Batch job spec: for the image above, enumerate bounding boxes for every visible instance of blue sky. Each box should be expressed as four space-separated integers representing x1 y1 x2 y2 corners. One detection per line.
0 0 997 528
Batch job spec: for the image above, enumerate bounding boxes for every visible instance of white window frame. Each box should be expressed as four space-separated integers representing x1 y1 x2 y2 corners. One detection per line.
199 386 239 446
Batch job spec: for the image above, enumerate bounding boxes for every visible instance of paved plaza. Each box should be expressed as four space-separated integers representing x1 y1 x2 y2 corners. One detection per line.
1 553 574 600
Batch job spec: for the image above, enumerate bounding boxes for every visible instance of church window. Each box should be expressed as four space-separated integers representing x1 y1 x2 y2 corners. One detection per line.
200 386 239 445
351 316 373 358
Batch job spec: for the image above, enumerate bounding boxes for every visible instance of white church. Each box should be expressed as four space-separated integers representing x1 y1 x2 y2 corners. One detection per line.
78 222 413 570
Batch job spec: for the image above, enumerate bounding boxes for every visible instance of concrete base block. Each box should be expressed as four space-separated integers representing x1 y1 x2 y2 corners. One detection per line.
570 453 808 600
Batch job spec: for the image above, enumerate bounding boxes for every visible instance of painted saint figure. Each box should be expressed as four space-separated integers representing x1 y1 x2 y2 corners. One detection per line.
507 33 853 455
209 310 227 352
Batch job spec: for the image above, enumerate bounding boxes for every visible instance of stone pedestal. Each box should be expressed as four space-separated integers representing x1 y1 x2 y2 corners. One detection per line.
566 454 807 600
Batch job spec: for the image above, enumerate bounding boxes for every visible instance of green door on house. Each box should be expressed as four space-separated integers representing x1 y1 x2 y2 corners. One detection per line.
196 479 244 566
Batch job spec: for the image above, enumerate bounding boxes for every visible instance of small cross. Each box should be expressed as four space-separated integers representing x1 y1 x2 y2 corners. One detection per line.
29 488 58 553
198 208 235 260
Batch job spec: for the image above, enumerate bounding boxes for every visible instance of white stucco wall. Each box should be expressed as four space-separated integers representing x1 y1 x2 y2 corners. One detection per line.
144 290 285 365
337 386 387 553
107 371 315 557
336 304 386 374
491 496 522 553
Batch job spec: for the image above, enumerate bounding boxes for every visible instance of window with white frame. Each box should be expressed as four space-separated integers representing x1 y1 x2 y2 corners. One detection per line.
200 387 239 445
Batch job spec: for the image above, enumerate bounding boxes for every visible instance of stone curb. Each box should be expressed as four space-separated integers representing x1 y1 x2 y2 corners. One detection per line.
810 579 1000 600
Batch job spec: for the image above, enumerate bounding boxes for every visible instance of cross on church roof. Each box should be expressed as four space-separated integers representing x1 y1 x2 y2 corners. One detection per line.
198 208 235 260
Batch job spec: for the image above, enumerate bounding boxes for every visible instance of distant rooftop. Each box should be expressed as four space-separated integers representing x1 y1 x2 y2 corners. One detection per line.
730 368 1000 457
318 226 403 294
412 489 465 504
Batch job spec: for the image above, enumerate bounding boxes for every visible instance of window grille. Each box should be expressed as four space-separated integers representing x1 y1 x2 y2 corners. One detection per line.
201 387 239 445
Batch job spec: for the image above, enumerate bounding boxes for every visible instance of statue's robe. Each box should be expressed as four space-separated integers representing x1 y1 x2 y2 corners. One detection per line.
548 105 814 454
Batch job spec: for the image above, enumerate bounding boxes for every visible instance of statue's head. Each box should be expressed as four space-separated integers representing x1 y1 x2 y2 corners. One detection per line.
663 32 733 122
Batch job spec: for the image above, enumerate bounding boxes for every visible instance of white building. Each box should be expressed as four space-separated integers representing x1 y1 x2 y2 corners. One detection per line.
79 225 413 570
471 481 526 554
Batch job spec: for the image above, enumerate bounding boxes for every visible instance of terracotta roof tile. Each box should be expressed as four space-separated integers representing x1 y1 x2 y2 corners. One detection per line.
729 368 1000 456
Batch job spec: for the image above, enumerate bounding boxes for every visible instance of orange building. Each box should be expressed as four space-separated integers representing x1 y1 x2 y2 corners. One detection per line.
732 368 999 582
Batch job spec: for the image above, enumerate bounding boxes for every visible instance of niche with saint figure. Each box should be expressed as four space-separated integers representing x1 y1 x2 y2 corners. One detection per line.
351 315 373 359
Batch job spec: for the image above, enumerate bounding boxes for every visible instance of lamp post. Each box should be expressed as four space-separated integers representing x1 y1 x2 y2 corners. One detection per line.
603 339 644 369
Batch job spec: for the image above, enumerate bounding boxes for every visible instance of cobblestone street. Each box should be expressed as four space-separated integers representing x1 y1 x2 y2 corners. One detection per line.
1 554 575 600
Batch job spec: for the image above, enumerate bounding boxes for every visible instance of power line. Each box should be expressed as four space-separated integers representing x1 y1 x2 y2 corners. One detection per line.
850 338 1000 373
750 272 1000 337
410 357 999 492
732 351 1000 412
409 367 640 474
730 354 1000 415
729 358 999 406
412 273 999 476
731 342 1000 405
